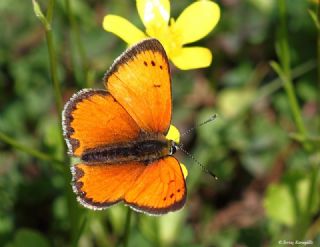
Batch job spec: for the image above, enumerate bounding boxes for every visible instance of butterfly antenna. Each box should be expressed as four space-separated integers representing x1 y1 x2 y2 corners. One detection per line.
181 114 218 137
176 143 218 180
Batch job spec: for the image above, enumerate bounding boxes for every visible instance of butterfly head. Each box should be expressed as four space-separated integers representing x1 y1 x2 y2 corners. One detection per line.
168 140 179 155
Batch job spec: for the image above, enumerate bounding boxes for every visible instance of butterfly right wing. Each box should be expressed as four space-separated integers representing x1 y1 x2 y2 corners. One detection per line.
104 38 172 135
62 89 141 157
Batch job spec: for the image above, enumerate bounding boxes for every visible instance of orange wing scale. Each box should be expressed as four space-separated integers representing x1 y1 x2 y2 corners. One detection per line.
104 39 172 134
72 157 186 215
62 89 141 156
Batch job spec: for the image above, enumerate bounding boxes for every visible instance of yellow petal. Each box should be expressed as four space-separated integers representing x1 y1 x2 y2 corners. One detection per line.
103 15 146 45
171 47 212 70
166 125 180 143
136 0 170 28
180 163 188 178
174 1 220 44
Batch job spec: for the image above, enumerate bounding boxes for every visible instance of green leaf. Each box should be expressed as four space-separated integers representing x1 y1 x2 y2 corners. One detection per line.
159 210 186 244
264 183 295 226
11 228 50 247
264 177 319 226
217 88 255 118
107 205 127 235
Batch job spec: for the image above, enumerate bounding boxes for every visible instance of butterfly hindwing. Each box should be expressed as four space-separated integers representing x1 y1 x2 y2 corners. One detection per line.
72 156 186 214
125 156 187 215
104 38 172 135
72 162 146 209
62 89 141 156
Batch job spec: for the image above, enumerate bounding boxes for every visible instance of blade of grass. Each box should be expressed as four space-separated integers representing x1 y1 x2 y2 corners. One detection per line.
317 0 320 131
32 0 84 244
276 0 304 238
274 0 311 151
44 1 63 126
72 213 88 247
123 208 132 247
304 0 320 240
259 60 316 100
275 0 318 239
0 131 64 168
89 214 113 247
223 59 316 132
64 0 89 88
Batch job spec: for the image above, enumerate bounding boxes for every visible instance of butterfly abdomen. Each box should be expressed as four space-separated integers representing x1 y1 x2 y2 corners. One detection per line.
81 138 172 164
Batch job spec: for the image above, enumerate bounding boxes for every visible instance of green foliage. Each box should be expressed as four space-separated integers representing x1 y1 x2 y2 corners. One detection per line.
7 229 50 247
0 0 319 246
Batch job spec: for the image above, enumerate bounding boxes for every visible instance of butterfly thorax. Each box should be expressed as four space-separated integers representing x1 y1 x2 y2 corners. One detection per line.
81 135 175 165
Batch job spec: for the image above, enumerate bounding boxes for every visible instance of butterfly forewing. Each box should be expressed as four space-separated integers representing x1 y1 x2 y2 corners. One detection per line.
104 39 172 134
62 90 141 156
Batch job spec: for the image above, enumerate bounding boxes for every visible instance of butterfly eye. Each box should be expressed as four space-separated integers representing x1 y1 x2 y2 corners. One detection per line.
170 143 177 155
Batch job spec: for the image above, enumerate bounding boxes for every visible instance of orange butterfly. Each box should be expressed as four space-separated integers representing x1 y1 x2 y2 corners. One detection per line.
62 38 186 215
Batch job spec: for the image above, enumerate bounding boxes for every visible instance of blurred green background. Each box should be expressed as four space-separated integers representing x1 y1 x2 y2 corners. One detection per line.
0 0 319 246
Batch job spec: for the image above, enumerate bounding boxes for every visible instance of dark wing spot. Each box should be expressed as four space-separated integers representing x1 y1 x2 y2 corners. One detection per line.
68 127 74 135
151 60 156 66
177 189 181 193
160 65 163 69
144 61 148 66
170 193 174 198
163 197 166 201
153 84 161 88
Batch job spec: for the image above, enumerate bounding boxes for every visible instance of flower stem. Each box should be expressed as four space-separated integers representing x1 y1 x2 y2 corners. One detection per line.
65 0 89 88
317 0 320 130
123 208 132 247
72 213 88 247
279 0 307 228
276 0 318 239
261 60 316 100
36 0 84 244
46 0 54 23
303 0 320 240
46 30 63 121
45 10 63 130
305 166 319 221
277 0 309 147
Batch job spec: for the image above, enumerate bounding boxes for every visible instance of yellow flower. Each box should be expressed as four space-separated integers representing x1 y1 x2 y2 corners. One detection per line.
166 124 180 143
103 0 220 70
166 125 188 178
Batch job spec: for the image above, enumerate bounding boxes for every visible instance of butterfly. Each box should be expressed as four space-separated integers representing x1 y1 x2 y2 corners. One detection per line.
62 38 186 215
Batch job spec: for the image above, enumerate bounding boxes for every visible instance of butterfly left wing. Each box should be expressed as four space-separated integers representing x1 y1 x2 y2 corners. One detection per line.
125 156 187 215
62 89 141 157
104 38 172 135
72 162 146 209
